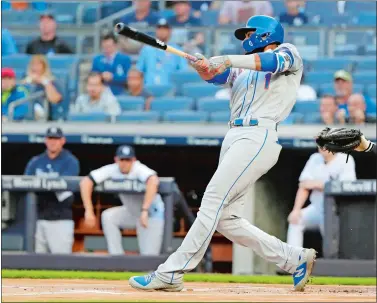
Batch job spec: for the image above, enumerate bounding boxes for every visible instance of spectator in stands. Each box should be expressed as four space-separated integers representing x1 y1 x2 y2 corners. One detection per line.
333 70 353 111
24 55 65 121
25 127 80 254
26 12 73 55
2 29 18 56
1 68 29 122
286 147 356 252
119 0 159 27
80 145 165 256
297 72 317 101
342 94 376 125
218 1 273 25
74 72 121 116
168 0 201 26
279 0 308 26
136 19 188 86
125 69 154 110
92 33 132 96
320 95 340 125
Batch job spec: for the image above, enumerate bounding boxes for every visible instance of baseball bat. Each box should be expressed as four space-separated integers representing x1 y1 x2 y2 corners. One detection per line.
114 23 198 62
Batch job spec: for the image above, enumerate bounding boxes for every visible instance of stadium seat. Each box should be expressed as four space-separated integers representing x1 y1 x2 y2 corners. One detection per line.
116 111 160 123
355 59 377 71
208 111 230 123
280 113 304 125
68 112 110 122
201 10 220 26
49 3 79 24
2 55 30 70
182 83 220 99
117 96 145 111
353 72 376 85
293 101 320 114
1 234 23 251
303 113 322 124
81 4 100 24
150 97 194 113
197 98 229 112
305 72 334 85
158 9 175 19
163 111 208 123
366 85 377 98
355 12 376 26
170 71 202 87
309 58 353 72
2 10 41 25
48 55 79 70
145 84 174 97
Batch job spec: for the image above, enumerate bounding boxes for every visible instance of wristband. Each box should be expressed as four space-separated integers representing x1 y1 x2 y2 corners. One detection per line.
41 79 50 86
141 208 149 212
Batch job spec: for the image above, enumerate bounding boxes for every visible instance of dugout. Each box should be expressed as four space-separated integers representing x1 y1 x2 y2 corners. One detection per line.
2 138 376 274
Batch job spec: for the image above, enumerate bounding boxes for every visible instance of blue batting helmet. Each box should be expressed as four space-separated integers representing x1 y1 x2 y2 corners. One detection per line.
234 15 284 54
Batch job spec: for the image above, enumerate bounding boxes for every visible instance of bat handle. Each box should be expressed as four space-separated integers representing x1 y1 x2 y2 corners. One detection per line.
166 45 198 62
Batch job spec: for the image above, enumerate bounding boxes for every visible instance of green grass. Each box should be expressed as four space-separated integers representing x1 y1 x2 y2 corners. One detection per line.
2 269 376 286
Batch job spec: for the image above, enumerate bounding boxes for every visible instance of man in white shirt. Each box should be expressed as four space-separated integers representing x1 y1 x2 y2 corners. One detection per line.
74 72 121 116
286 148 357 248
79 145 165 255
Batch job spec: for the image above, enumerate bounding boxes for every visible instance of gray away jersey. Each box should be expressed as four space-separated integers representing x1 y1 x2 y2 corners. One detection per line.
221 43 303 123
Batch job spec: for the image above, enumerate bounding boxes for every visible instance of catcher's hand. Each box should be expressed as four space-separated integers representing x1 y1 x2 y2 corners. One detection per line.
315 127 362 155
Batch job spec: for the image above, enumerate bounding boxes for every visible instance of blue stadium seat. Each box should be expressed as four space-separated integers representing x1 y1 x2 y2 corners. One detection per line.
322 14 353 27
68 112 109 122
100 1 132 18
13 36 37 53
182 83 220 99
197 98 229 112
145 84 174 97
163 111 208 123
345 1 376 13
2 10 42 25
170 71 202 86
356 59 377 71
201 10 220 26
366 45 376 57
150 97 194 113
305 72 334 85
116 111 160 123
303 113 322 124
2 55 30 70
293 101 320 114
319 83 364 96
334 45 360 57
209 111 230 123
48 56 79 70
280 113 304 125
366 98 376 115
366 85 377 98
355 12 376 26
49 3 79 24
353 72 376 85
117 96 145 111
159 9 175 19
309 58 353 72
82 4 100 24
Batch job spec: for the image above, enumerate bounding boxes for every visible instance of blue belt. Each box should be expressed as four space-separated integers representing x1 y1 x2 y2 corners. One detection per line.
232 118 259 127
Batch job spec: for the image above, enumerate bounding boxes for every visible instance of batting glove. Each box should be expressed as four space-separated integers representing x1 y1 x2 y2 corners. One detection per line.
208 55 232 76
189 53 217 81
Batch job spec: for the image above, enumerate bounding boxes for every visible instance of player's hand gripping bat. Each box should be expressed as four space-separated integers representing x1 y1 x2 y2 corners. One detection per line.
114 23 198 62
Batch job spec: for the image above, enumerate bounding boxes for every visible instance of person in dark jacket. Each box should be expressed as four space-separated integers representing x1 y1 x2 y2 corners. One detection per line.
26 12 73 55
24 127 80 254
1 68 29 121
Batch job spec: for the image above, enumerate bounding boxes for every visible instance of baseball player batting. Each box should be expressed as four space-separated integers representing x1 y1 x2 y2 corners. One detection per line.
130 15 316 292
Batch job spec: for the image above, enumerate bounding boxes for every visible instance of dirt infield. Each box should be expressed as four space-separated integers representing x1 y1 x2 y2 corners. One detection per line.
2 279 376 302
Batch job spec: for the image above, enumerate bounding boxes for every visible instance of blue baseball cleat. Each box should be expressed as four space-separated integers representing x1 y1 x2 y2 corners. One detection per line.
129 272 184 292
293 248 317 292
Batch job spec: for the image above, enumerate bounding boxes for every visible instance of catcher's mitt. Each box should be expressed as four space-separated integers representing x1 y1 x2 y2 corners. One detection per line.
315 127 362 161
